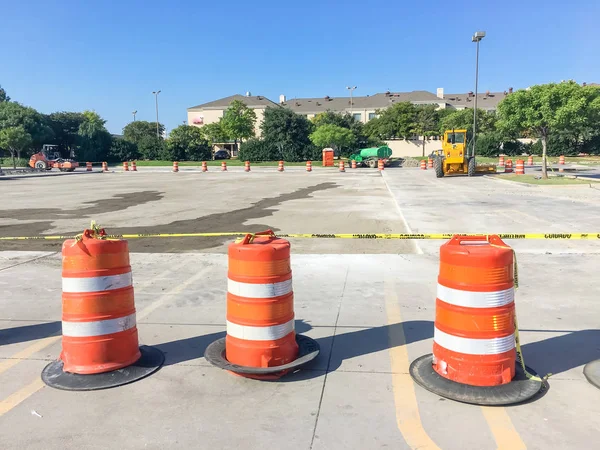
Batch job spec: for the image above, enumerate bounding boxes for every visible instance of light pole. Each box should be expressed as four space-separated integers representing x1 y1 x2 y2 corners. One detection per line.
132 110 137 122
346 86 357 117
471 31 485 159
152 90 161 139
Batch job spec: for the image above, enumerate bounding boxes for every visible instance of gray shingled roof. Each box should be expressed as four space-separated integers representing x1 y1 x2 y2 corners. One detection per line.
443 92 508 110
188 94 279 110
283 91 443 114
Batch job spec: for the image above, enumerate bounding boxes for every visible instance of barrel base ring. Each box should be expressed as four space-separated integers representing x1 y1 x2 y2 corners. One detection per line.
204 334 319 380
409 353 543 406
583 359 600 389
41 345 164 391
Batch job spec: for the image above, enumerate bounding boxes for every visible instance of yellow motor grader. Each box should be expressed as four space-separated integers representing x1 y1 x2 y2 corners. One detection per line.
433 129 495 177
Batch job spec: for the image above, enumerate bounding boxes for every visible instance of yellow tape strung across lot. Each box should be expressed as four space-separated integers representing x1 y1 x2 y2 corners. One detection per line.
0 232 599 241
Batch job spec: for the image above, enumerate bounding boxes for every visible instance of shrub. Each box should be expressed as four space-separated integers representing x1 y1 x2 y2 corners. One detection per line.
474 132 502 156
238 139 278 161
107 138 139 162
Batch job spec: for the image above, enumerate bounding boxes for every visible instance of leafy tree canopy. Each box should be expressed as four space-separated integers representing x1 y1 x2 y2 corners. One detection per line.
0 126 32 167
261 107 315 161
309 124 355 153
220 100 256 144
167 125 211 161
123 120 165 144
0 101 53 150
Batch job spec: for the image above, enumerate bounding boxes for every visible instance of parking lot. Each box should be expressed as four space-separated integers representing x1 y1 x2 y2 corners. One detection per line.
1 167 600 449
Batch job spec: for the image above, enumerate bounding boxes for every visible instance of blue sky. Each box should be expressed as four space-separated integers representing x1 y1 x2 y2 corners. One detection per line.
1 0 598 134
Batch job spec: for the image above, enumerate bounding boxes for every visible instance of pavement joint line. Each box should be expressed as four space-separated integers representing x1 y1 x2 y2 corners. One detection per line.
380 171 423 255
309 265 349 450
0 251 59 272
385 277 441 450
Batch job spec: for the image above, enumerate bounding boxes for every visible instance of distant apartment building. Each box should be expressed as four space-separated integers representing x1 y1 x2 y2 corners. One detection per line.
187 88 512 157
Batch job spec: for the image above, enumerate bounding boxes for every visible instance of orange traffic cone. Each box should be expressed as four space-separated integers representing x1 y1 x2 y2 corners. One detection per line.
306 161 312 172
131 161 137 171
527 156 533 166
516 160 525 175
205 230 319 379
428 158 434 168
123 161 129 172
173 161 179 172
41 226 164 390
351 160 357 169
420 160 427 170
278 160 284 172
245 161 251 172
202 161 208 172
221 161 227 171
339 160 345 172
378 159 384 171
409 235 542 405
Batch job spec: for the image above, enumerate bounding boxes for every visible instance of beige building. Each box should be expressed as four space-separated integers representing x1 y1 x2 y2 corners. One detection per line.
187 88 511 157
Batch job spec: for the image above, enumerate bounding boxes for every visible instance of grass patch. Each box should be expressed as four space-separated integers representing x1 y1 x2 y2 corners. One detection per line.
499 174 597 185
134 160 323 167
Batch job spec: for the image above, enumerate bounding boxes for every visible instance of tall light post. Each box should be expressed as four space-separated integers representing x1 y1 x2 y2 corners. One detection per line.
471 31 485 159
346 86 357 117
152 90 161 139
132 110 137 122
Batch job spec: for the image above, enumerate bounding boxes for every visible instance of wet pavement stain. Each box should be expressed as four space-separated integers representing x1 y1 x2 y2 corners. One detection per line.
0 183 338 253
0 191 164 221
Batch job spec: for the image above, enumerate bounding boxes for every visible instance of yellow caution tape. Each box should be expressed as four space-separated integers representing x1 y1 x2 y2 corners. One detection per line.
0 232 599 241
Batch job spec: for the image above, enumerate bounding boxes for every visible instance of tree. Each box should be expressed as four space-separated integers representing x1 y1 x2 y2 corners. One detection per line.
47 112 85 156
220 100 256 151
439 108 497 134
200 121 228 145
310 124 355 155
363 102 417 140
311 111 377 155
261 107 315 161
0 126 32 168
108 138 139 162
0 101 53 151
77 110 111 161
497 82 600 178
137 135 165 160
238 138 277 162
123 121 165 144
413 105 439 157
167 125 211 161
0 85 9 102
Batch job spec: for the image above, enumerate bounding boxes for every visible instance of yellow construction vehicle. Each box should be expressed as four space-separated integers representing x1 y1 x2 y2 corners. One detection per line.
433 129 495 177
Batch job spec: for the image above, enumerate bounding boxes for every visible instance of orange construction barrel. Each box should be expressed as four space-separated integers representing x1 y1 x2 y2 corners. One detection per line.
41 227 164 391
409 235 542 405
205 230 319 379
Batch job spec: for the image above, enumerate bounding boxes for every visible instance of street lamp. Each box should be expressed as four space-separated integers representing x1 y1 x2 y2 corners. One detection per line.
471 31 485 159
152 90 161 139
132 110 137 122
346 86 357 117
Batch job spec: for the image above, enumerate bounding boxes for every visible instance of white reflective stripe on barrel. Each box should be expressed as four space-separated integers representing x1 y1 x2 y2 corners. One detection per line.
62 313 137 337
226 319 294 341
437 284 514 308
227 278 293 299
434 327 515 355
62 272 133 293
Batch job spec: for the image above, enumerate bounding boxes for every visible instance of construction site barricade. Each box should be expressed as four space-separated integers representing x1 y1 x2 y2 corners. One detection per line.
516 160 525 175
102 162 108 172
202 161 208 172
505 159 513 173
351 160 357 169
559 155 565 164
527 156 533 166
123 161 129 172
409 235 542 405
378 159 384 171
221 161 227 171
278 161 284 172
86 162 92 171
173 161 179 172
428 158 434 169
205 230 319 379
420 160 427 170
41 228 164 391
131 161 137 171
339 160 345 172
245 161 250 172
306 161 312 172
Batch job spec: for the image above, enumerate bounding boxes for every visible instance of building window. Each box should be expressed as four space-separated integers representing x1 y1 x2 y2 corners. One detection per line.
368 112 377 120
352 113 362 121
